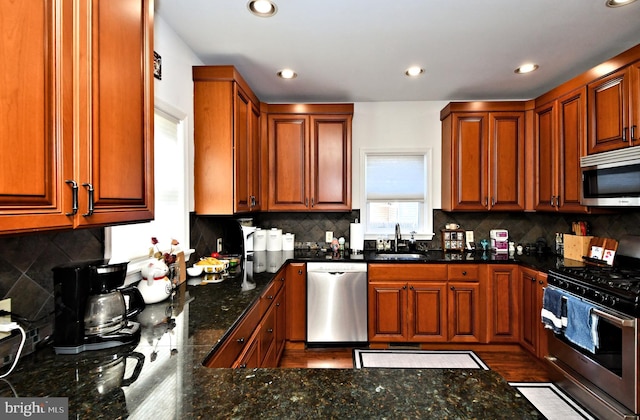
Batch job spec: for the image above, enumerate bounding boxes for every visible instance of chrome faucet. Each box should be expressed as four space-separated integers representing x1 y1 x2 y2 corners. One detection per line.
394 223 401 252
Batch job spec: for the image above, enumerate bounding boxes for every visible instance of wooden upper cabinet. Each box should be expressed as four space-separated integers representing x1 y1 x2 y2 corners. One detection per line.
0 0 154 234
193 66 261 215
266 104 353 212
587 62 640 154
534 88 588 213
76 0 154 227
441 103 525 211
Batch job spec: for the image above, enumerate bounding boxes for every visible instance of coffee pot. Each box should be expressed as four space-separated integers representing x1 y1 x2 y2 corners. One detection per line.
53 260 145 355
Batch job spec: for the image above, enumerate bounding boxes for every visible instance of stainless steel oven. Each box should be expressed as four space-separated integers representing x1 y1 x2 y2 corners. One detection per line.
545 285 639 419
544 234 640 419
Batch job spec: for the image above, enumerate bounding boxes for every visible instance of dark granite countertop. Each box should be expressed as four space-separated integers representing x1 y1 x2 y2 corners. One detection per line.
0 250 563 418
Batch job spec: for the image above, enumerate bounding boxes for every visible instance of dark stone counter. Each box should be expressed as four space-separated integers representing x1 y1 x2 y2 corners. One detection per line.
0 250 558 418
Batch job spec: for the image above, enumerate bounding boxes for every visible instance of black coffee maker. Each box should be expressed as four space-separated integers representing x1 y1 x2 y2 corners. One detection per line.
53 259 145 355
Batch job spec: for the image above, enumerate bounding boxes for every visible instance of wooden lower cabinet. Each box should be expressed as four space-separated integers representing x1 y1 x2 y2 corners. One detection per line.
285 262 306 341
368 264 483 343
487 265 520 342
520 267 548 359
206 275 286 368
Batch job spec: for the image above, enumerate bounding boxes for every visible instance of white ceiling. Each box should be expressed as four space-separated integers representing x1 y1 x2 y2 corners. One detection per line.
156 0 640 103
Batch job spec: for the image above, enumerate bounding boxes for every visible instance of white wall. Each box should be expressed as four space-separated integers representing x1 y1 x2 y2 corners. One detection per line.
153 15 203 211
351 101 448 210
155 17 448 214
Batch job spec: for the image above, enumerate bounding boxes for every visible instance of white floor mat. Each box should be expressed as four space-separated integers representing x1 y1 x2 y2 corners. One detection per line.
353 349 489 369
510 382 596 420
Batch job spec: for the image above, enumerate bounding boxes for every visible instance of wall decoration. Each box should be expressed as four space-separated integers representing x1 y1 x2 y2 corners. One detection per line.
154 51 162 80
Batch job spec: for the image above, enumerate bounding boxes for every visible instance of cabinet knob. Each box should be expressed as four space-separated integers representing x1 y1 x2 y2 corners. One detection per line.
237 337 245 343
539 280 544 285
239 364 247 368
267 328 273 333
402 285 407 290
267 295 274 300
409 285 414 290
276 302 280 307
462 271 467 276
298 270 303 275
531 277 536 282
280 277 285 282
450 286 455 291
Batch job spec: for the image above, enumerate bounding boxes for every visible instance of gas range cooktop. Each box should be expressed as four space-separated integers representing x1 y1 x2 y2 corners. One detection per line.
549 235 640 317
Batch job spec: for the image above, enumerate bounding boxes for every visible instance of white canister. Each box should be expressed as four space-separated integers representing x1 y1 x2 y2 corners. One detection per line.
253 228 267 251
266 228 283 251
282 233 295 251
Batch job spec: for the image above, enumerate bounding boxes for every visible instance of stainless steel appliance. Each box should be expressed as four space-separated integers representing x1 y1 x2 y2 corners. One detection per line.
580 147 640 207
53 260 145 355
306 262 368 345
545 234 640 419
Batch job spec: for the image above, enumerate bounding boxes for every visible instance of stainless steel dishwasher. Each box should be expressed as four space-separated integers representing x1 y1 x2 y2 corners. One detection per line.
306 262 368 345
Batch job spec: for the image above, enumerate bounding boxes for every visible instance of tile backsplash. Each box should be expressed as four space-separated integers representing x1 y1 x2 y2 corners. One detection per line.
1 208 640 363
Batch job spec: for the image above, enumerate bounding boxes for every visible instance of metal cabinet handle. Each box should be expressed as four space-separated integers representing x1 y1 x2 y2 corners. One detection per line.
623 127 628 142
305 198 308 206
491 197 495 206
632 125 637 142
65 180 78 216
82 183 94 216
239 364 247 368
484 197 488 206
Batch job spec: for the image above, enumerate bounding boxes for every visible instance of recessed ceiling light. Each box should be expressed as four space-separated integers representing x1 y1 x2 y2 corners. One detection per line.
247 0 277 17
514 63 539 74
405 66 424 77
606 0 637 7
277 69 297 79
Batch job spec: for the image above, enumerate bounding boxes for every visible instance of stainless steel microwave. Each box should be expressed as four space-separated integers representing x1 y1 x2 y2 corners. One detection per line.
580 147 640 207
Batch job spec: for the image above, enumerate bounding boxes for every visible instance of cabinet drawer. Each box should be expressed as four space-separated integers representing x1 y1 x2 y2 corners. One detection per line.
368 264 447 281
204 303 261 368
259 278 283 317
448 265 479 281
259 304 277 365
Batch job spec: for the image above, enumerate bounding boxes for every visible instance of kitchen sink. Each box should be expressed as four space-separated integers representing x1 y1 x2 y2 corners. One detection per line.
372 253 428 261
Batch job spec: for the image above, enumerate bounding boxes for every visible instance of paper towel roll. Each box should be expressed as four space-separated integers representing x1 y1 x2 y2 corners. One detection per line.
350 223 364 252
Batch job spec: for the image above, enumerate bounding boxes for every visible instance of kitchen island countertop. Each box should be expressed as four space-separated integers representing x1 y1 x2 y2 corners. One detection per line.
0 250 556 418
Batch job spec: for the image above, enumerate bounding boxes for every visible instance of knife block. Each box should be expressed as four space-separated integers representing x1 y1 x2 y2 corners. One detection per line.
563 234 593 261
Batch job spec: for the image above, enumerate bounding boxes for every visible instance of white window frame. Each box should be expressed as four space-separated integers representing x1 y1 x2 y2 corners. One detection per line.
105 99 192 285
360 148 435 241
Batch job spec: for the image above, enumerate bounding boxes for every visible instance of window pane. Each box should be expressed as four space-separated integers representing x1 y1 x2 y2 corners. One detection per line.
367 201 421 233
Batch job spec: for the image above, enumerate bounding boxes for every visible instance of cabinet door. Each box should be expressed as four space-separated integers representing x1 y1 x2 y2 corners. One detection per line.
268 115 310 210
285 263 306 341
408 282 447 342
487 265 519 343
534 101 557 211
631 61 640 147
259 303 277 366
249 103 261 210
234 87 251 213
447 113 488 210
368 282 406 342
488 112 524 210
587 66 630 154
274 286 286 362
0 0 74 233
447 282 481 342
557 88 588 212
76 0 154 227
520 267 538 355
309 115 352 210
233 333 260 369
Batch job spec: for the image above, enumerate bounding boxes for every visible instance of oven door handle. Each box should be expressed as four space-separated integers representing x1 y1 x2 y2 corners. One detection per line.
592 308 635 328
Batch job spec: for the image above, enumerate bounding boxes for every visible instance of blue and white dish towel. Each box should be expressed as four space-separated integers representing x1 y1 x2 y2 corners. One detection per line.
541 288 599 353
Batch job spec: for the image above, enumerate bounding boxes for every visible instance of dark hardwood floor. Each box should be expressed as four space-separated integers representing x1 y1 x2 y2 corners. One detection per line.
279 343 553 383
